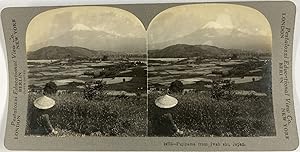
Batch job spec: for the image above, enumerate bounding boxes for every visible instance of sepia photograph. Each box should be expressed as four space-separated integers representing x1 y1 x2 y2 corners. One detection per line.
1 1 299 151
147 4 275 137
25 6 148 137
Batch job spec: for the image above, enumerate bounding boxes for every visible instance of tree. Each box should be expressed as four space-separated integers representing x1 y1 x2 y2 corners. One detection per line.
169 80 184 93
231 54 238 60
83 80 106 100
43 81 58 95
102 55 109 61
210 80 235 101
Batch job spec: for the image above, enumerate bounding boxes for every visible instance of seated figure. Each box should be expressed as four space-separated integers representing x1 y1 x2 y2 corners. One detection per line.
152 94 183 136
30 95 58 135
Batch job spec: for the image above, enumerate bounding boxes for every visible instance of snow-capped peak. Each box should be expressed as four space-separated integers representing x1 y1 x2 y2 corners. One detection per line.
71 24 92 31
202 22 224 29
201 21 234 30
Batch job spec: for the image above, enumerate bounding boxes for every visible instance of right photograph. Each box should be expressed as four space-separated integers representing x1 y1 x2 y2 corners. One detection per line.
147 4 275 137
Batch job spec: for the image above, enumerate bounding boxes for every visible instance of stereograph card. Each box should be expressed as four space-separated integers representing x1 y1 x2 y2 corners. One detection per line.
1 1 298 151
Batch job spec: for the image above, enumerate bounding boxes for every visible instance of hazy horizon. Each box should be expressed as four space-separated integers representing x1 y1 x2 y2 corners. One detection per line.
27 4 272 54
26 6 147 54
148 4 272 52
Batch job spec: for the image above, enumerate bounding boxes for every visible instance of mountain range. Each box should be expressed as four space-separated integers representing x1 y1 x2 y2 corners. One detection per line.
28 24 146 54
27 46 129 60
28 43 270 60
148 44 270 58
149 27 271 52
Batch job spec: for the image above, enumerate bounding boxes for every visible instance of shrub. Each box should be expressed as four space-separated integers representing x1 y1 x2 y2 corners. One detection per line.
43 81 58 95
83 80 106 101
210 79 235 101
102 55 109 61
169 80 184 93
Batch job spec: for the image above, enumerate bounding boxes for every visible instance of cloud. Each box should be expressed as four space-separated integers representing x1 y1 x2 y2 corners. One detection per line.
148 4 272 50
202 22 226 29
71 24 92 31
26 6 146 52
205 14 234 29
203 40 213 46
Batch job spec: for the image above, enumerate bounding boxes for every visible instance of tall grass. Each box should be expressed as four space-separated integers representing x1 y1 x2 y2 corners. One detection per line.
26 92 147 137
148 91 275 137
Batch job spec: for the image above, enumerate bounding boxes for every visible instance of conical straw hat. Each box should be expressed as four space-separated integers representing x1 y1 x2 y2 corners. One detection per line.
155 94 178 109
33 95 56 110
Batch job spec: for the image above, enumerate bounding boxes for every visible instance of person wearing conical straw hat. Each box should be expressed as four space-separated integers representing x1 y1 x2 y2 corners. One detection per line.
152 94 183 136
29 95 58 135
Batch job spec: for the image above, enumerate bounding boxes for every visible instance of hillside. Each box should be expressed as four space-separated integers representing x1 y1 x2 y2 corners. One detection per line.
27 46 126 60
149 28 271 52
148 44 271 58
148 44 229 58
27 29 146 54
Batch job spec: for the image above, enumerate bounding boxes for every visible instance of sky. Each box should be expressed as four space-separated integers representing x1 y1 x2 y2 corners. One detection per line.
26 6 146 53
147 4 272 51
26 4 272 52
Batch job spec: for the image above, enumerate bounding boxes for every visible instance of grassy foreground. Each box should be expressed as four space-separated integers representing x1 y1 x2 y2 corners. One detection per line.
148 91 276 137
26 92 147 137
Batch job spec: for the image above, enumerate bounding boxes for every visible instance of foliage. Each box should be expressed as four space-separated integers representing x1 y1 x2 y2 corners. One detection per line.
169 80 184 93
210 79 235 101
148 91 275 137
83 80 106 101
27 92 147 137
231 54 238 60
228 60 265 77
43 81 58 95
92 62 144 78
102 55 109 61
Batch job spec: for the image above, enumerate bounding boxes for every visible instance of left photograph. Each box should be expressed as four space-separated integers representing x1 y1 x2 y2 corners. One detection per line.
25 7 147 137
